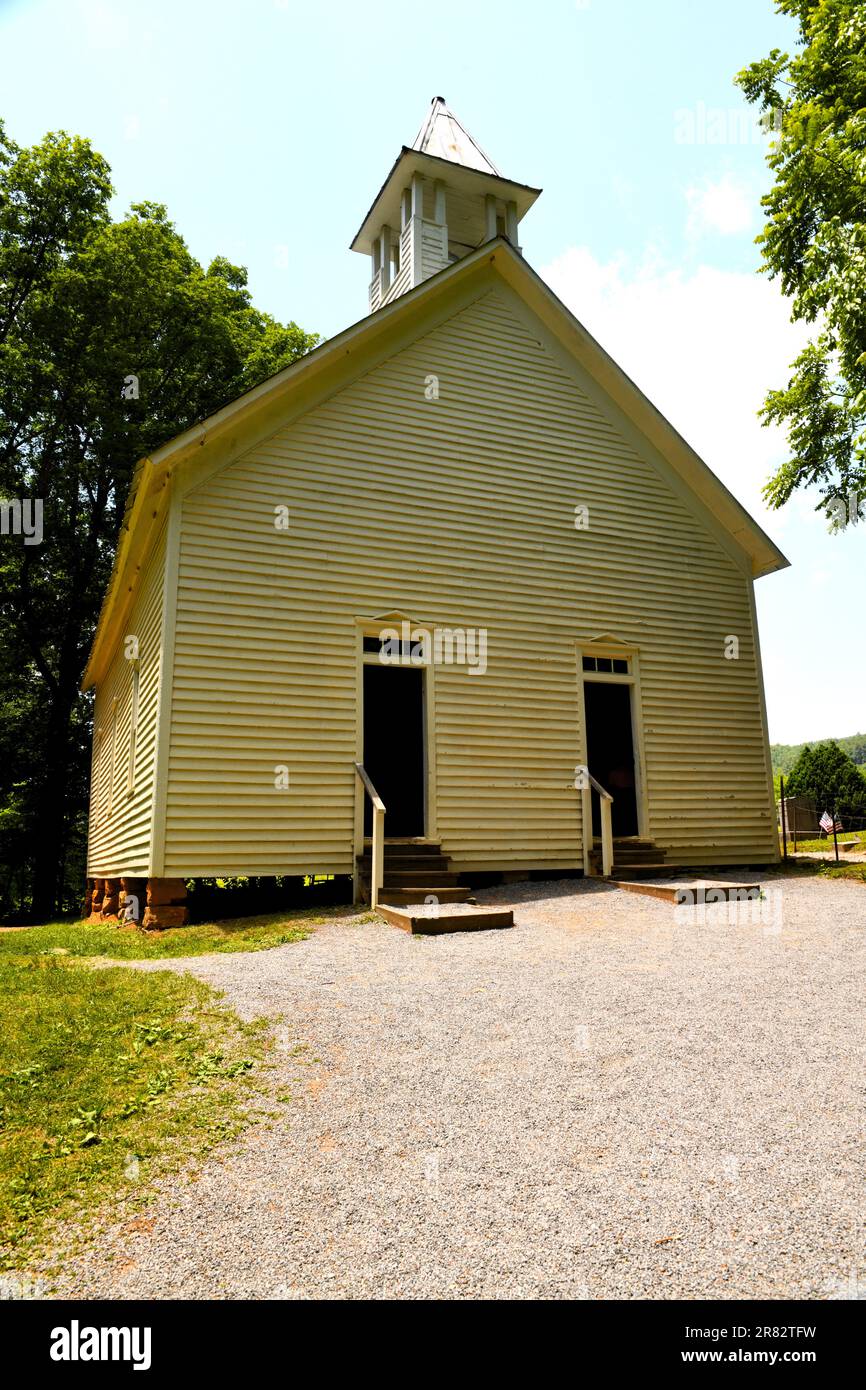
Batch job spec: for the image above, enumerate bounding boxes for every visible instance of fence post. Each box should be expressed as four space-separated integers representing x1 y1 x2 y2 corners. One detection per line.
779 775 787 860
832 806 839 864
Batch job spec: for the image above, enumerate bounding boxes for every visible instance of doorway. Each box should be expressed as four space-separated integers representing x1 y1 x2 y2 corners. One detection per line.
583 680 639 837
362 664 425 837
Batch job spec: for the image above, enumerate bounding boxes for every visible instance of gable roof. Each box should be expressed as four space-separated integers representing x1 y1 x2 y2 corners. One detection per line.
82 239 788 688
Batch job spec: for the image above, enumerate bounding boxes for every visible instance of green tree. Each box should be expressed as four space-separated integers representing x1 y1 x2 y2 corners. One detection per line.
772 730 866 772
736 0 866 529
785 740 866 822
849 738 866 766
0 121 318 921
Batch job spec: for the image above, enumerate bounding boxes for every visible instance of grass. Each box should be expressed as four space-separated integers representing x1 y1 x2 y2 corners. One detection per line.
777 858 866 884
785 828 866 855
0 905 353 1269
818 864 866 882
0 905 360 960
0 954 273 1268
812 860 866 883
782 826 866 881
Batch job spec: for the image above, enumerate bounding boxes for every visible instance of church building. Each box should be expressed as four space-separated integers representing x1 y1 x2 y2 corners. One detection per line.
83 98 784 924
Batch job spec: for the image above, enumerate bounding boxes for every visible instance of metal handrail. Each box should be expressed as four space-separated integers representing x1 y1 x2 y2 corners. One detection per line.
354 762 385 908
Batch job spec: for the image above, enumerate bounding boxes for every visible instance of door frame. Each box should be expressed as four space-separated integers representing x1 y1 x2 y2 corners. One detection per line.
576 638 649 842
352 615 438 888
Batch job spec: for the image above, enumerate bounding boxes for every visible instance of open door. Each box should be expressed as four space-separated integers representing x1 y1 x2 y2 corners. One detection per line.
583 680 639 837
362 664 425 837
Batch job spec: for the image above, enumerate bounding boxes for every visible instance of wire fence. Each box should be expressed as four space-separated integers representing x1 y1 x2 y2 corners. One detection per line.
778 774 866 862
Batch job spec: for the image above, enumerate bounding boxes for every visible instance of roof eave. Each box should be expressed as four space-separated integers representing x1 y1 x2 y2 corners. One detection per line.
349 147 542 255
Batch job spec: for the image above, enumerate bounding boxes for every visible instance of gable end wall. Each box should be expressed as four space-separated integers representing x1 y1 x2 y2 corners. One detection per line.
161 287 777 875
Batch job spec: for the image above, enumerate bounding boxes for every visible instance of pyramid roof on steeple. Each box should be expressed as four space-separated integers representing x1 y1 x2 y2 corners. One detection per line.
411 96 501 176
350 97 540 257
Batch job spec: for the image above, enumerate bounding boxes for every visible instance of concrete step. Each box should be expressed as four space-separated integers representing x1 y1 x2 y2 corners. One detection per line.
377 902 513 934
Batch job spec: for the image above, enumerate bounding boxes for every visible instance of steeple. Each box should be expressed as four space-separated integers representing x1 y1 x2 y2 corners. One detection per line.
351 97 541 313
411 95 500 175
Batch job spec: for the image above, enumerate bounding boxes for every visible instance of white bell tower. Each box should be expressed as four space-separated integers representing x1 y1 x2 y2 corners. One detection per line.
351 97 541 313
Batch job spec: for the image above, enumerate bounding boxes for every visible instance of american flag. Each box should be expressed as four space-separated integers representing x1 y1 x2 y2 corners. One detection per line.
820 810 843 834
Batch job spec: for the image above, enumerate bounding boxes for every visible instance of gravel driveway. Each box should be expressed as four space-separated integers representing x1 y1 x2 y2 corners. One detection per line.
45 872 864 1300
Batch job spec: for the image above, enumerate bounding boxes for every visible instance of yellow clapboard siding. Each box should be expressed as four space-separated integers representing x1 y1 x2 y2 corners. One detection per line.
87 522 167 877
153 286 776 877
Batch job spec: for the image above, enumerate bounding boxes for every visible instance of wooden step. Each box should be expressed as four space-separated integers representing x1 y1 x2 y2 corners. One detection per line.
377 902 513 934
609 877 762 905
363 840 443 856
610 839 664 852
384 871 460 887
362 871 461 888
592 839 667 850
610 852 667 865
377 886 473 906
593 838 668 874
357 853 450 872
610 863 682 879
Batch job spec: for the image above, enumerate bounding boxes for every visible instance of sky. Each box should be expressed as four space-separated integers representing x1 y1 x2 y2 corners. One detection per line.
1 0 863 744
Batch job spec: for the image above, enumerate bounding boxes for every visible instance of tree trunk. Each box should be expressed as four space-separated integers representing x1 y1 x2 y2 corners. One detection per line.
29 685 78 922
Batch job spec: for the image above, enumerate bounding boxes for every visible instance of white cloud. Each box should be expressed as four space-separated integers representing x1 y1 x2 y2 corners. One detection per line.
538 243 866 744
685 174 756 237
539 244 809 521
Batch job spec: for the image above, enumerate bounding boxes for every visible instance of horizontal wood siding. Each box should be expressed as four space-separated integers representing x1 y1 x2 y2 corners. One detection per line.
163 287 776 876
420 220 448 280
87 522 166 876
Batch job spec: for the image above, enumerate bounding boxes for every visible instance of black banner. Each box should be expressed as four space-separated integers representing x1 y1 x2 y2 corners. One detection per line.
2 1297 858 1375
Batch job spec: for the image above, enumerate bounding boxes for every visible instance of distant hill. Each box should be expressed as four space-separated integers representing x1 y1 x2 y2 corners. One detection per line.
771 733 866 774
